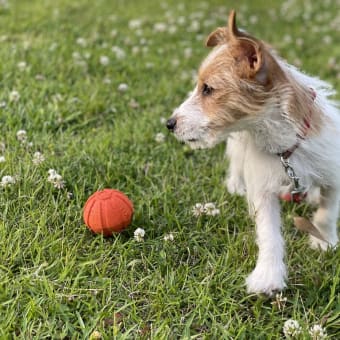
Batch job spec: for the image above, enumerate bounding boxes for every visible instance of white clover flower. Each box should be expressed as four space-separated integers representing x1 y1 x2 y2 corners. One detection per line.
145 62 154 69
0 155 5 163
128 19 143 29
117 83 128 92
1 175 16 187
171 58 180 67
160 117 167 124
168 25 177 34
128 99 139 109
249 15 258 24
16 129 27 143
164 233 174 242
47 169 65 189
0 0 9 9
184 47 192 59
103 77 111 84
192 203 205 217
134 228 145 242
83 52 91 59
72 51 81 60
112 46 126 59
131 46 140 55
9 90 20 102
0 101 6 108
76 37 87 47
153 22 167 32
155 132 165 143
99 55 110 66
203 202 220 216
309 325 327 340
283 319 302 338
89 330 102 340
32 151 45 165
17 61 28 71
187 20 200 32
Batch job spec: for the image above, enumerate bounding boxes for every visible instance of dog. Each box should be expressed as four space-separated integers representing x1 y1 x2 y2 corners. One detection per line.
166 10 340 295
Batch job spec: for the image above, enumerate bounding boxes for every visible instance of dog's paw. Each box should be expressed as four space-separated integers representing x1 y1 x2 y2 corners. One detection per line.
225 176 246 196
246 265 287 296
309 234 338 251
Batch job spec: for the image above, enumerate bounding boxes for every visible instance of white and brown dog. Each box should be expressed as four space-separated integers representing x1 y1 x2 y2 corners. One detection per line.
167 10 339 295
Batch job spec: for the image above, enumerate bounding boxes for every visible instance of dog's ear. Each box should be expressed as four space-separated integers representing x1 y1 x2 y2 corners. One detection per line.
205 27 228 47
205 10 247 47
231 39 263 73
228 10 268 84
205 10 238 47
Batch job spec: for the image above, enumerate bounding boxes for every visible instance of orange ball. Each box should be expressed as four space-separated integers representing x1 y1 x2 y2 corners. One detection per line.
83 189 133 236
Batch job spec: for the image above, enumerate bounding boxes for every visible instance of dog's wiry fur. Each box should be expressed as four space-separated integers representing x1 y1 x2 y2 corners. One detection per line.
167 10 340 295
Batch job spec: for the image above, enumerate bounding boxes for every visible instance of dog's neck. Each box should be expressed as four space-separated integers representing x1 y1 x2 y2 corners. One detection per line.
245 61 320 156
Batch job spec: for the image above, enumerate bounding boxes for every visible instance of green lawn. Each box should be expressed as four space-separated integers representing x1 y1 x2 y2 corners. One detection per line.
0 0 339 338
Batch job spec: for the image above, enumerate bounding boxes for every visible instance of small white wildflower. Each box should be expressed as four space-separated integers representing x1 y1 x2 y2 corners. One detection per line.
131 46 140 55
111 46 126 59
0 155 5 163
187 20 200 32
32 151 45 165
309 325 327 340
16 129 27 143
99 55 110 66
168 25 177 34
155 132 165 143
192 203 205 217
103 77 112 85
153 22 167 33
271 292 287 311
117 83 128 92
184 47 192 58
17 61 28 71
128 99 139 109
203 202 216 215
0 101 6 108
249 15 258 24
76 37 87 47
322 35 332 45
164 233 174 242
83 52 91 59
283 319 302 338
128 19 143 29
1 175 16 187
145 62 154 69
72 51 81 60
134 228 145 242
35 74 45 81
9 90 20 102
89 330 102 340
47 169 65 189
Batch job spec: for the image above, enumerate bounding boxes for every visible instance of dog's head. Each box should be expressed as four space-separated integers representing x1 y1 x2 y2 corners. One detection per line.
167 10 285 149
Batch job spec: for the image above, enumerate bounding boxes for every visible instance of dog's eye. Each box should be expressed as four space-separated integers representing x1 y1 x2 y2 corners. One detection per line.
202 83 213 96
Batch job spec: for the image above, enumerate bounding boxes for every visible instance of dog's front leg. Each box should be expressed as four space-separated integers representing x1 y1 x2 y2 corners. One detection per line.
225 132 247 195
245 193 287 295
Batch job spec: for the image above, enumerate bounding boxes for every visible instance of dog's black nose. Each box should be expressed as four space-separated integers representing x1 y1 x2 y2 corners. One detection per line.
166 118 177 132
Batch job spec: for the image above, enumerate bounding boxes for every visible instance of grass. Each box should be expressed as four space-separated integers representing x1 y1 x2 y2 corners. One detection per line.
0 0 339 338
